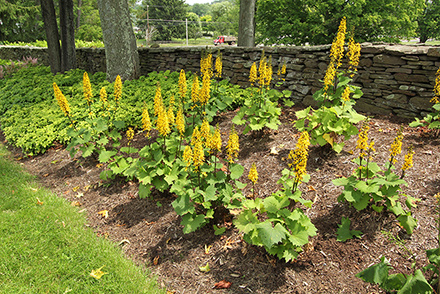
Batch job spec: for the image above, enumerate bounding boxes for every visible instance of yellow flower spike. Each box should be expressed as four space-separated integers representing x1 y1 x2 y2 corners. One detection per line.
226 125 240 163
99 87 108 107
191 126 200 144
83 72 93 106
209 124 222 153
167 105 175 126
191 75 200 104
431 67 440 104
281 63 286 75
288 131 310 182
347 36 361 75
156 105 170 137
330 17 347 68
200 119 211 146
192 138 205 170
323 61 337 93
114 75 122 104
356 123 369 158
248 163 258 185
342 86 351 102
215 51 222 79
265 56 273 88
178 69 187 101
126 127 134 142
53 82 71 116
389 128 404 164
154 84 163 117
175 106 185 137
402 145 414 172
142 107 152 137
249 62 257 86
182 145 193 170
199 74 211 106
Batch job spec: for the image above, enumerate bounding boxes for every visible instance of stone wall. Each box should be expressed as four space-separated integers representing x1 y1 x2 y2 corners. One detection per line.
1 44 440 118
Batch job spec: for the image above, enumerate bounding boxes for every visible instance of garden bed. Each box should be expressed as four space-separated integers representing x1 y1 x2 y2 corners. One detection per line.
4 105 439 293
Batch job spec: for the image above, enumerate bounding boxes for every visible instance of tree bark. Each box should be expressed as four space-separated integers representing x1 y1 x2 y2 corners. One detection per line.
59 0 77 72
77 0 83 29
40 0 61 74
238 0 256 47
97 0 140 82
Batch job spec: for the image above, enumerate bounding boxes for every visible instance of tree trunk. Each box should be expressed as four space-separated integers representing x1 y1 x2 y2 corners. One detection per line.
59 0 77 72
97 0 140 82
238 0 256 47
40 0 61 74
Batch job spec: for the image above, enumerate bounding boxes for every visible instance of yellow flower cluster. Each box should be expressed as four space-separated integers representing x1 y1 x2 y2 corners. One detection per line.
182 145 193 170
187 127 205 170
53 82 71 116
175 106 185 137
126 127 134 142
191 75 199 104
288 131 310 182
199 75 211 106
341 86 351 102
154 84 162 116
227 125 240 163
201 51 213 80
402 145 414 171
200 119 211 146
179 69 187 101
389 128 403 164
83 72 93 106
347 37 361 75
114 75 122 104
431 67 440 104
142 107 151 137
249 62 257 86
167 95 175 125
209 124 222 153
99 87 108 109
248 163 258 185
156 103 170 137
277 63 287 81
324 17 347 93
330 17 346 68
215 52 222 79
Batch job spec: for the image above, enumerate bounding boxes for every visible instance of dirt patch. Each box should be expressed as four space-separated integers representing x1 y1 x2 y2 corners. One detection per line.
4 106 440 293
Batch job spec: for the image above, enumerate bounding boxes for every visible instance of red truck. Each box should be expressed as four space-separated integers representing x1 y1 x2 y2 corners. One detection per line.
213 36 237 46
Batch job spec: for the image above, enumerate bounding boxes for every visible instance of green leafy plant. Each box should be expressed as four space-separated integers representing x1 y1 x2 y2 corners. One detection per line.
336 217 362 242
234 131 317 262
356 192 440 293
294 17 366 153
333 124 419 234
232 52 290 134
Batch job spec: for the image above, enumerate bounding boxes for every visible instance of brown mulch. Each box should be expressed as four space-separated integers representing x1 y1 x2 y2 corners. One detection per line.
3 105 440 294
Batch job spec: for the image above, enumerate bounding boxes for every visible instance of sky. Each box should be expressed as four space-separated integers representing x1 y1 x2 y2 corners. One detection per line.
185 0 212 5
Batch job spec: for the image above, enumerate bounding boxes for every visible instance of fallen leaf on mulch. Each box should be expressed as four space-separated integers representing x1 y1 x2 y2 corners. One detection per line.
98 210 109 218
214 280 232 289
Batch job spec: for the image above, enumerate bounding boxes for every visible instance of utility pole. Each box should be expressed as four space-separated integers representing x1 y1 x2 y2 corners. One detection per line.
146 4 150 46
186 18 188 46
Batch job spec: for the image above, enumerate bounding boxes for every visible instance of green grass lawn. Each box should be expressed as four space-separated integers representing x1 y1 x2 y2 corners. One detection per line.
137 37 214 47
0 144 164 294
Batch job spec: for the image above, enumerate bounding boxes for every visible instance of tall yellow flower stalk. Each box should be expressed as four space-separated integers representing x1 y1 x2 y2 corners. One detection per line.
431 67 440 104
175 106 185 137
248 162 258 198
200 119 211 147
209 124 222 154
99 87 108 110
191 75 200 105
154 83 163 117
83 72 93 108
126 127 134 146
227 125 240 163
324 17 347 93
288 131 310 191
53 82 71 117
199 74 211 106
249 62 257 86
214 51 222 79
167 95 175 125
156 104 170 137
114 75 122 104
142 107 151 137
201 50 213 80
389 127 403 166
347 36 361 76
401 145 414 179
191 127 205 170
182 145 193 170
178 69 187 102
341 86 351 102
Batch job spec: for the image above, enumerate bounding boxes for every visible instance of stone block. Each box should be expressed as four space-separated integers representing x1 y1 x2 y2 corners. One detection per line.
373 54 406 65
409 96 434 110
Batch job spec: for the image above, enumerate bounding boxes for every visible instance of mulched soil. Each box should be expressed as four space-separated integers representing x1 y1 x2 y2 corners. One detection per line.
3 105 440 294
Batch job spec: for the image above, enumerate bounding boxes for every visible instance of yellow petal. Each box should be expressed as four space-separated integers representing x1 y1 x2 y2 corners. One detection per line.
98 210 109 218
90 266 107 279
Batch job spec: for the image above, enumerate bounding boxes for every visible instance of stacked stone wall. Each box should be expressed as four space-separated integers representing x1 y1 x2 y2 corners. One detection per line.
1 44 440 118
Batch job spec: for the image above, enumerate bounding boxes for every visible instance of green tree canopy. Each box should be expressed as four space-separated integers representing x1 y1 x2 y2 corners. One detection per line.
0 0 44 42
186 12 202 39
75 0 103 42
417 0 440 43
137 0 188 41
210 0 238 36
256 0 426 45
190 3 210 16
